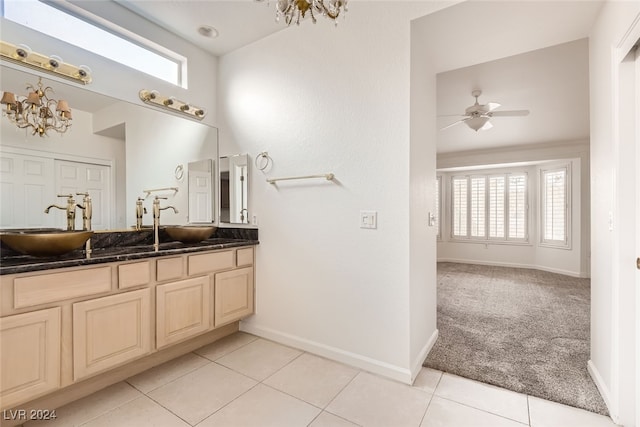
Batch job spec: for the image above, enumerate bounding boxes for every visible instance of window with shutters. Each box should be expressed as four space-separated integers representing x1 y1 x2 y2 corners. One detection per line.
540 165 570 247
450 173 528 243
452 177 468 238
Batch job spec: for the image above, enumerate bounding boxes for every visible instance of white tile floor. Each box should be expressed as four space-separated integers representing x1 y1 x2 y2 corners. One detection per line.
23 332 619 427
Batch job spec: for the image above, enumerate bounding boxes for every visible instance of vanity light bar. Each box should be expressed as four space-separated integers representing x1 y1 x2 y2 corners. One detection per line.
139 89 206 121
0 40 92 85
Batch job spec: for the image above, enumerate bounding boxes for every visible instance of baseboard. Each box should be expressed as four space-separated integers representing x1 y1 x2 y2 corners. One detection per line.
436 258 587 278
240 323 413 384
410 329 438 383
587 360 617 423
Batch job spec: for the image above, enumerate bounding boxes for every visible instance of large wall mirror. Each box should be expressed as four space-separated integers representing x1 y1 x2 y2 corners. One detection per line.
0 65 218 231
220 154 249 224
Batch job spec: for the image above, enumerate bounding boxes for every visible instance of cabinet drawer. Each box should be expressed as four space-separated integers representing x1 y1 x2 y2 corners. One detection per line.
236 247 254 267
188 250 234 276
0 307 61 409
157 257 184 282
118 261 150 289
14 266 112 309
73 288 151 381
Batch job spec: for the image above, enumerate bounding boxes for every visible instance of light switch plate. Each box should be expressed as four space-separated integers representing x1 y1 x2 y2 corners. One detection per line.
360 210 377 229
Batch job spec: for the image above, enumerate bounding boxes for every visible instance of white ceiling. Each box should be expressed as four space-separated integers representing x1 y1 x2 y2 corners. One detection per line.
1 1 594 156
436 38 590 153
116 0 288 56
113 1 594 155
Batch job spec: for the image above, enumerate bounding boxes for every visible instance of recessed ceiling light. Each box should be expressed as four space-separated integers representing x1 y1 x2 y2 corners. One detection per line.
197 25 218 38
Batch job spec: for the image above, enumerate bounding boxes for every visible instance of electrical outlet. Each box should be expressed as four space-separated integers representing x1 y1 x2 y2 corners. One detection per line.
251 215 258 226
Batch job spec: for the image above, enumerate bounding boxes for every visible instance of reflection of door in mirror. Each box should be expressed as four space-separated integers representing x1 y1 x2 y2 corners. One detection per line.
188 159 214 223
220 154 249 224
0 149 112 230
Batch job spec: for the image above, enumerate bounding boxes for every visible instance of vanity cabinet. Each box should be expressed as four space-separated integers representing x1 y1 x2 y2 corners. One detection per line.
73 288 151 381
0 307 61 409
214 267 254 327
156 276 211 349
0 244 255 413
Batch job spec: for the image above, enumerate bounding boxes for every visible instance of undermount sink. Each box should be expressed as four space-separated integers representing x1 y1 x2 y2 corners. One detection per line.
0 229 94 257
164 225 217 244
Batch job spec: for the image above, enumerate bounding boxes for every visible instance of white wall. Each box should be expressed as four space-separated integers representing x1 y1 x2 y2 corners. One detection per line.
436 141 590 278
218 2 450 382
589 1 640 424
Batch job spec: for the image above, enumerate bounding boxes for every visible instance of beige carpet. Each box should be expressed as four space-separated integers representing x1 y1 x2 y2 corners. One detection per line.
424 262 608 415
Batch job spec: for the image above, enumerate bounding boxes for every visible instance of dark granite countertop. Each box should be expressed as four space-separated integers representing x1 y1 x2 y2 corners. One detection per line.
0 227 259 275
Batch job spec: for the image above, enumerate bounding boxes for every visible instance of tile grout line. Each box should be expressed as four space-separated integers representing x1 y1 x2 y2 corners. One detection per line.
416 370 444 426
126 352 210 395
435 395 530 426
136 393 194 426
190 339 304 425
527 395 532 426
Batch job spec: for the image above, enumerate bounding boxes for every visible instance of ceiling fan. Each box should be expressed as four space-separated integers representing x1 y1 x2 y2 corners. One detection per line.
441 90 530 132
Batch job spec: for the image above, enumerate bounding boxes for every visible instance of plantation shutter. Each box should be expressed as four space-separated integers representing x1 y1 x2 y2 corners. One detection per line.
488 176 505 238
470 177 485 237
543 169 566 242
508 174 527 239
452 177 467 237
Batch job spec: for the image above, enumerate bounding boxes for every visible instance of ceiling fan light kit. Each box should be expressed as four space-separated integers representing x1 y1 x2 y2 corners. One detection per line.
441 90 530 132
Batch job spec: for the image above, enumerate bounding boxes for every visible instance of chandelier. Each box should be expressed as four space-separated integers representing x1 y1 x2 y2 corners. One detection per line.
1 77 72 137
268 0 348 25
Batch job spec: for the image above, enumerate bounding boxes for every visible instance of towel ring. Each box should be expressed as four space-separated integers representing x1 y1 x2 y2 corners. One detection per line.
174 164 184 181
255 152 271 171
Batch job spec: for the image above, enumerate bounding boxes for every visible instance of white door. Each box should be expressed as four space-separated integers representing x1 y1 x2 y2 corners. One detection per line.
189 169 212 223
0 152 55 229
55 160 111 230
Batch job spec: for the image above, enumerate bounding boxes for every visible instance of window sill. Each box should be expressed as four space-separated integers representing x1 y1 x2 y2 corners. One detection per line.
445 239 532 247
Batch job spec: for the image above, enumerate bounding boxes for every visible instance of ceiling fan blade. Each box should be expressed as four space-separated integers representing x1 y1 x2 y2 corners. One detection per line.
490 109 530 117
438 114 468 117
440 117 469 130
479 121 493 131
486 102 501 112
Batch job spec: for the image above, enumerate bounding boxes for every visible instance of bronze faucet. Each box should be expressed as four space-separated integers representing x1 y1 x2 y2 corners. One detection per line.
76 192 93 257
153 196 178 251
135 197 147 231
76 192 92 231
44 194 76 231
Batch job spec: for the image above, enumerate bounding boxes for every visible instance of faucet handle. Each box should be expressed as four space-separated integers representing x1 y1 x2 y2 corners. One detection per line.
76 191 90 197
57 194 74 199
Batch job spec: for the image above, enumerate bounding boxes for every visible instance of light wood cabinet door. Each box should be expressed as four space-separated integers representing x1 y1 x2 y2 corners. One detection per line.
214 267 254 327
0 307 61 410
73 288 151 381
156 276 211 349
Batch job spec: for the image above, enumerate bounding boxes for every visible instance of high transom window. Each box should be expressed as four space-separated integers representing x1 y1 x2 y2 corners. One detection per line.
3 0 186 87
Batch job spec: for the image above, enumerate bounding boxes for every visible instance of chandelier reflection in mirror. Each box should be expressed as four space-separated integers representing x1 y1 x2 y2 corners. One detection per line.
1 77 72 137
263 0 348 25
